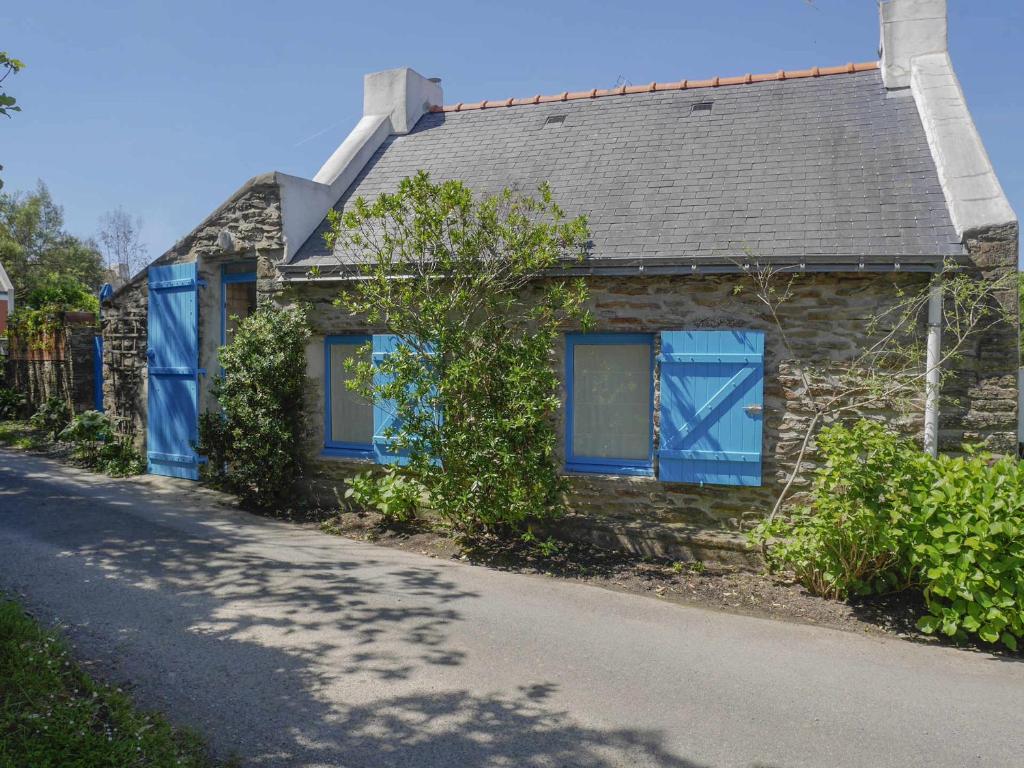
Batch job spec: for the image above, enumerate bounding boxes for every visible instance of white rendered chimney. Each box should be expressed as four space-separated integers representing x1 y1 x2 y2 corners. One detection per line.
879 0 948 88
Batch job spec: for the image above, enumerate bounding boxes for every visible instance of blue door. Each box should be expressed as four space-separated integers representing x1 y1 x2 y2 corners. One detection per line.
658 330 764 486
147 262 201 480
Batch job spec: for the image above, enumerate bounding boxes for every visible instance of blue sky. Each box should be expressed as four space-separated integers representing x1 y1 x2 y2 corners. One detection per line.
3 1 1022 265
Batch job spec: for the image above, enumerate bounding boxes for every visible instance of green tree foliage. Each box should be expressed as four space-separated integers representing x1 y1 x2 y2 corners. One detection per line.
327 172 591 538
0 52 23 119
0 182 104 303
0 51 25 191
198 305 311 509
754 420 1024 650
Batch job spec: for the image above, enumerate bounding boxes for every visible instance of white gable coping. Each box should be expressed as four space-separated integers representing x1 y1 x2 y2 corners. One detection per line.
279 68 442 262
879 0 948 89
910 52 1016 237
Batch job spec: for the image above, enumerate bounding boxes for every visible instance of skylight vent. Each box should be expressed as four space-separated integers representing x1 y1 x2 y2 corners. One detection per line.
690 101 714 115
544 114 567 126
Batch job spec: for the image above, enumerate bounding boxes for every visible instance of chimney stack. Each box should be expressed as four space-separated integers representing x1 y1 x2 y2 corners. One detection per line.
879 0 948 88
363 67 443 135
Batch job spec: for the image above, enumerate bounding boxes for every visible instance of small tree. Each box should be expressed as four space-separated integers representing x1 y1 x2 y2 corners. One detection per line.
198 305 311 509
97 207 148 282
326 172 590 538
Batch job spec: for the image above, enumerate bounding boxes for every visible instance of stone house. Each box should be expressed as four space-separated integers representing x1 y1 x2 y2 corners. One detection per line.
101 0 1018 559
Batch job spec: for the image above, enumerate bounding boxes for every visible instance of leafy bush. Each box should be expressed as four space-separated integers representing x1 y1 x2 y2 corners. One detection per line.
0 387 26 420
58 409 112 462
56 409 144 476
29 396 70 438
345 468 425 524
197 305 311 509
753 420 920 599
329 172 590 538
906 452 1024 650
756 419 1024 650
95 438 145 477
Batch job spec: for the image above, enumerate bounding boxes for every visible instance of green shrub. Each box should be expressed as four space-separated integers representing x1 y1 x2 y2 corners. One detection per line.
29 396 70 438
906 452 1024 650
197 305 311 509
753 420 921 599
344 468 425 524
95 438 145 477
756 419 1024 650
0 387 26 420
58 409 112 463
197 411 230 486
56 409 144 476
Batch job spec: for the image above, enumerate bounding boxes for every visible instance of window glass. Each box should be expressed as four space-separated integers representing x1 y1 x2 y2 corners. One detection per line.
572 342 651 460
224 281 257 344
329 342 373 445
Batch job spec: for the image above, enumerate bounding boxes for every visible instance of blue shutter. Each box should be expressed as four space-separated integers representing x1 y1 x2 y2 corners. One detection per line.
658 330 764 486
147 262 201 480
371 334 439 466
372 334 406 465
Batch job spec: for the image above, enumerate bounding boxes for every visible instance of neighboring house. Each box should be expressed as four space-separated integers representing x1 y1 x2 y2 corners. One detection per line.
0 261 13 355
101 0 1019 558
0 261 12 327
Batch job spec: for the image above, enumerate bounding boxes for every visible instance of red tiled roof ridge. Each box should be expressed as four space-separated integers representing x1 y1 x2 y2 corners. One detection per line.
432 61 879 113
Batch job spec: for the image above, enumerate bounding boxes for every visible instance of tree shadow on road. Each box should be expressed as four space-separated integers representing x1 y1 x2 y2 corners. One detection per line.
0 454 720 767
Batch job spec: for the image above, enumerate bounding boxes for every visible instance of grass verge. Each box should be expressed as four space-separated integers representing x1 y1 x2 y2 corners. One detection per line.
0 594 226 768
0 420 48 451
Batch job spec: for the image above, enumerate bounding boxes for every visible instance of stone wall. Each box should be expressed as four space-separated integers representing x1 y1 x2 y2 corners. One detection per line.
100 174 285 449
939 223 1020 454
100 280 147 445
5 313 98 416
277 271 943 559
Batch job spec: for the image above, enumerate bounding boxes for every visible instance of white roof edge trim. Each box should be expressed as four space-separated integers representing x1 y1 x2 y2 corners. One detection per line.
312 113 392 186
282 114 393 263
910 52 1017 237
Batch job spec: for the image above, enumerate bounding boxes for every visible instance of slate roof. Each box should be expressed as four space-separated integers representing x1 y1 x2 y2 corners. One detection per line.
289 67 964 273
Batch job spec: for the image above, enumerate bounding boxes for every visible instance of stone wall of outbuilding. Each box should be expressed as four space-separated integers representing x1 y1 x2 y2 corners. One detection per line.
100 174 285 450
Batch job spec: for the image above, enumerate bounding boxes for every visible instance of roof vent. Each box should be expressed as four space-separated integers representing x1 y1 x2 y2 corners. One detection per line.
690 101 713 115
544 114 567 125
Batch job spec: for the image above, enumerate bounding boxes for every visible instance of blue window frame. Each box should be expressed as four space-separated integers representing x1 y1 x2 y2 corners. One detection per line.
220 268 257 347
565 333 655 477
323 335 374 459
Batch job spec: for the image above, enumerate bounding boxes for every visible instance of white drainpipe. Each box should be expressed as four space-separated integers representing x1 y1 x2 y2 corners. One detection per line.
923 275 943 456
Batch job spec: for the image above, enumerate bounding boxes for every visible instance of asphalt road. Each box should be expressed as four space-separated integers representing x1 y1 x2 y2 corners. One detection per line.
1 449 1022 768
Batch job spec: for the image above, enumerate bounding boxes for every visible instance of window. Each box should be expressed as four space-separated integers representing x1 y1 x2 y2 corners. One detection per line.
221 267 257 346
566 333 654 476
324 336 374 458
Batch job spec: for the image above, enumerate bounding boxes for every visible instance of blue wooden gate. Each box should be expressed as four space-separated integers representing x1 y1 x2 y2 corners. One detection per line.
93 335 103 412
658 330 764 486
147 262 201 480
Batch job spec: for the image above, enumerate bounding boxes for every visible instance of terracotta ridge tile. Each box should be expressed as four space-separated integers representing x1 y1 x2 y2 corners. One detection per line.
428 60 879 113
